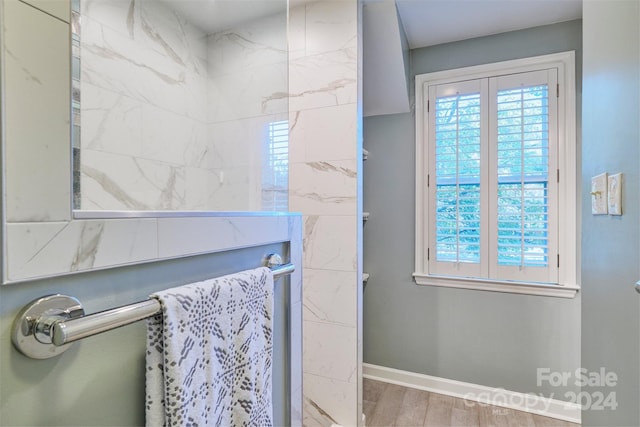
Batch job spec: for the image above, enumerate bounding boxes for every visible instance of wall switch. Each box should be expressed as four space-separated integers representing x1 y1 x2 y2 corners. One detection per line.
591 172 608 215
608 173 622 215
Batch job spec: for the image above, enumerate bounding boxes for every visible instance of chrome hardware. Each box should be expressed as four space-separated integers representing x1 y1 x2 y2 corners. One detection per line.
11 294 85 359
12 257 294 359
51 299 161 346
264 253 295 278
635 281 640 294
264 253 283 268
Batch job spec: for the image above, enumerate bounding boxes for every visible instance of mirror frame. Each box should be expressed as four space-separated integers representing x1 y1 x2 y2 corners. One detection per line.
1 0 298 285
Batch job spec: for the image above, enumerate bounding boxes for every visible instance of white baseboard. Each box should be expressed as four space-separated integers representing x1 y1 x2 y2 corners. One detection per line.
363 363 581 424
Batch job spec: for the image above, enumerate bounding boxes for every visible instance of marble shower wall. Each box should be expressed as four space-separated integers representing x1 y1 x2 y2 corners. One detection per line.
206 11 288 211
288 1 362 426
78 0 288 211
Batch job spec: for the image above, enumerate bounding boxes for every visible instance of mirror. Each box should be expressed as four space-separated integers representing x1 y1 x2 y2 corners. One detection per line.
72 0 289 212
1 0 298 284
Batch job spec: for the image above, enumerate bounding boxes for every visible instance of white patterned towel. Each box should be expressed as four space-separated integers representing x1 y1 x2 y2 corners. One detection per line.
145 267 274 427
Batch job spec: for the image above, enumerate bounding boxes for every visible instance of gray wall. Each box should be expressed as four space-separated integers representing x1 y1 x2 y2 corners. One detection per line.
581 1 639 425
363 20 582 397
0 243 290 426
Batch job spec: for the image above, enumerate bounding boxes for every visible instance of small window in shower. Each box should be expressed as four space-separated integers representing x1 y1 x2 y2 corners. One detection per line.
262 120 289 211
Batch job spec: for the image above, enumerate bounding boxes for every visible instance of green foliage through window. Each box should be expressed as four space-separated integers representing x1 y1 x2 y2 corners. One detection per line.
434 85 550 268
435 93 481 263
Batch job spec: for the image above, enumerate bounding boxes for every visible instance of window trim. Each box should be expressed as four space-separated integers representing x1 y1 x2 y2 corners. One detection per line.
414 52 578 298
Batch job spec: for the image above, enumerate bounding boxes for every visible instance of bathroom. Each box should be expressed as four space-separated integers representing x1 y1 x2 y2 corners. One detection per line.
0 0 638 426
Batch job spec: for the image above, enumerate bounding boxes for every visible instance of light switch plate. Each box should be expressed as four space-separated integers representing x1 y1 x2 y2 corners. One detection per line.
591 172 608 215
608 173 622 215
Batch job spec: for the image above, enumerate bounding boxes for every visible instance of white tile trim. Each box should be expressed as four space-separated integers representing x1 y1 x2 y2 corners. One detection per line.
363 363 581 424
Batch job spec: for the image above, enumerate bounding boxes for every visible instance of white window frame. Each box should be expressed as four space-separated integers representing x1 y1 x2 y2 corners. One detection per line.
414 52 579 298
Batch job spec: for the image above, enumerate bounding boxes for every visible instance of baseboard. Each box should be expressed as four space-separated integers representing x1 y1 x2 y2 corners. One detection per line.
363 363 581 424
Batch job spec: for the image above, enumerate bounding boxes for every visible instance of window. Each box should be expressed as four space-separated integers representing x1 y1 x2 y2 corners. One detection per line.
262 120 289 211
414 53 578 298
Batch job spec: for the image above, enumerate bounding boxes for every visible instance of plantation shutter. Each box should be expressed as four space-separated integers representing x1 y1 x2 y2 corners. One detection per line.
428 79 488 278
427 69 558 284
489 70 558 283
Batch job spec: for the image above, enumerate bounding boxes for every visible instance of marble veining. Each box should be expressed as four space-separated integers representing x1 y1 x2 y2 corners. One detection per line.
304 321 358 382
288 0 360 425
81 151 186 211
70 221 105 271
6 215 301 284
288 76 356 106
303 373 358 427
302 216 319 255
139 15 188 68
78 0 288 211
289 105 357 164
302 215 357 271
4 49 43 84
81 164 150 210
293 193 354 204
262 90 290 113
23 223 70 265
289 48 358 112
290 160 357 214
289 110 301 133
306 398 339 426
84 42 188 86
207 12 287 77
303 269 356 327
308 161 356 178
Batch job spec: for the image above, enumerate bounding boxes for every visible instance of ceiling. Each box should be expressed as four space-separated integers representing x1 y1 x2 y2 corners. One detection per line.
395 0 583 49
161 0 317 35
160 1 581 47
160 0 286 34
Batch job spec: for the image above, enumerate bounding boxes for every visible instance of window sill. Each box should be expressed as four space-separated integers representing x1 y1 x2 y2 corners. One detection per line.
412 273 579 298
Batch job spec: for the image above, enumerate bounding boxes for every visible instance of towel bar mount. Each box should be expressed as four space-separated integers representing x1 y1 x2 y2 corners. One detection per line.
12 294 86 359
12 254 294 360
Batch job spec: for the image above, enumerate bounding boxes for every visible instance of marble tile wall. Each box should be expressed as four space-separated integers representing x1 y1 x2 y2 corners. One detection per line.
206 11 288 211
79 0 208 210
288 1 361 426
78 1 288 211
76 0 362 423
4 0 71 223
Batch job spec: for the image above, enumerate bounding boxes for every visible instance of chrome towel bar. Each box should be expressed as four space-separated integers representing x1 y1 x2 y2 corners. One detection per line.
12 255 294 360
